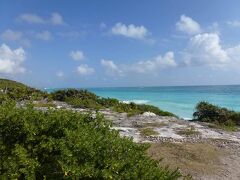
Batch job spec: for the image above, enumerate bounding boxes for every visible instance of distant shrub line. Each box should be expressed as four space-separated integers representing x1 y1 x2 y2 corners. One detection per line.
0 79 175 117
51 89 176 117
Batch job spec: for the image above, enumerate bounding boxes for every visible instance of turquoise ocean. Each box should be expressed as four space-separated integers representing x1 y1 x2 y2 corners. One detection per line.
47 85 240 119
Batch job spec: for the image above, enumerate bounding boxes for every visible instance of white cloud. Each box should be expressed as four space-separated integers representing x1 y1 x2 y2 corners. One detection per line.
100 52 177 76
101 59 122 75
1 29 31 47
183 33 229 66
35 31 52 41
176 15 201 35
226 45 240 66
18 12 65 25
50 12 65 25
100 22 107 29
132 52 177 73
56 71 64 78
77 64 95 75
228 20 240 28
57 31 85 39
0 44 26 74
1 29 22 41
18 13 45 24
70 50 85 61
111 23 149 40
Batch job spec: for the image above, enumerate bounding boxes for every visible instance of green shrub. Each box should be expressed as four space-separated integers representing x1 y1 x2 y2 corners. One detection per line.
193 102 240 127
0 92 8 104
0 102 180 179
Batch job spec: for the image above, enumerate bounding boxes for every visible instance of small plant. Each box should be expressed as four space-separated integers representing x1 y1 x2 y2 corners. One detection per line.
176 126 200 136
33 102 56 108
140 128 159 136
143 122 168 127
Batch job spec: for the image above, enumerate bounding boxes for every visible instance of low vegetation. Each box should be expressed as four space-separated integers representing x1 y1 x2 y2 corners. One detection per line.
140 128 159 136
0 79 47 101
33 102 57 108
142 122 168 128
193 102 240 130
176 126 200 136
0 101 180 179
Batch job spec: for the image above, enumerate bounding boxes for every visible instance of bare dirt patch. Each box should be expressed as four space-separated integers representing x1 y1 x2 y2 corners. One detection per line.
147 142 240 180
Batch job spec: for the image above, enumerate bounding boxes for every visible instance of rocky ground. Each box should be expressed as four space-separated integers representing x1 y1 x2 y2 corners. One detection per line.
33 101 240 180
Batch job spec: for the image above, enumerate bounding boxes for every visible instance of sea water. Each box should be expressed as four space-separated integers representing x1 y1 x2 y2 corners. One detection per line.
47 85 240 119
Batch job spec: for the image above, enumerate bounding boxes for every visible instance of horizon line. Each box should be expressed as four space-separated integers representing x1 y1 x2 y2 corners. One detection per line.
42 83 240 90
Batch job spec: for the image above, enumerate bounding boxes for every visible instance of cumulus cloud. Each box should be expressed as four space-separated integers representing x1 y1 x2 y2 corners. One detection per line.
176 15 201 35
35 31 52 41
18 12 65 25
132 52 177 73
101 59 122 76
183 33 229 66
77 64 95 75
0 44 26 74
101 52 177 77
111 23 149 40
226 45 240 66
70 50 85 61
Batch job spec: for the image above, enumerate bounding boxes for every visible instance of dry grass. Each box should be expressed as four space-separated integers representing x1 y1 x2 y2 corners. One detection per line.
176 126 201 136
34 102 56 108
207 122 238 132
142 122 168 127
147 142 226 177
140 128 159 136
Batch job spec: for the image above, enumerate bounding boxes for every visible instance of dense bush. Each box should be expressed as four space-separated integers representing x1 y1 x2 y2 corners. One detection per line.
0 79 47 101
0 102 180 179
0 92 8 104
193 101 240 126
51 89 175 117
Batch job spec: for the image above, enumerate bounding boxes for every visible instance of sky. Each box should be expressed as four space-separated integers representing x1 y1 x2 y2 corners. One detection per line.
1 0 240 88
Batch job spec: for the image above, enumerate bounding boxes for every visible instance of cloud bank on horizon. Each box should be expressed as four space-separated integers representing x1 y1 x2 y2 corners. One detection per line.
1 0 240 87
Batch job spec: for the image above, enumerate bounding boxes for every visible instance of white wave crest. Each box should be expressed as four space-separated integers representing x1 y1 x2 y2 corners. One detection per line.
122 99 149 104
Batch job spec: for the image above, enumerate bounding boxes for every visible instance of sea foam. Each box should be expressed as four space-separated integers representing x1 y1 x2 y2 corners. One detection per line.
122 100 149 104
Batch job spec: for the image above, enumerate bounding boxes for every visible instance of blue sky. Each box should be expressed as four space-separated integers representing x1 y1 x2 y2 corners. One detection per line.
1 0 240 88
